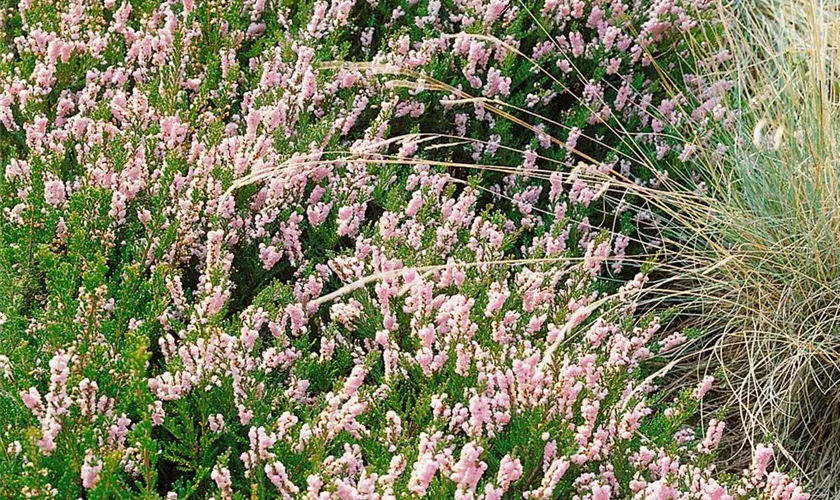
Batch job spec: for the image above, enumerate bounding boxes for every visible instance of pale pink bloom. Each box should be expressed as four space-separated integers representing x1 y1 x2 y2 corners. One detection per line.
752 443 774 479
151 401 165 426
450 442 488 494
265 461 300 496
693 376 714 400
497 454 522 488
484 0 509 23
81 453 103 489
698 419 726 453
211 465 233 499
44 179 65 207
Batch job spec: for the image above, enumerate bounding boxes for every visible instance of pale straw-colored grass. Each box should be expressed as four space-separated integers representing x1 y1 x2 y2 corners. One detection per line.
624 0 840 494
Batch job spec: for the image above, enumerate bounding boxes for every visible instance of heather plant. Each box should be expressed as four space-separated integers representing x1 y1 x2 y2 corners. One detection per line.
0 0 812 498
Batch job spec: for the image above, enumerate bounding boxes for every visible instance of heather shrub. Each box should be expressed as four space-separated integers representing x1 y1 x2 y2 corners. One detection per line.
0 0 810 498
0 160 810 498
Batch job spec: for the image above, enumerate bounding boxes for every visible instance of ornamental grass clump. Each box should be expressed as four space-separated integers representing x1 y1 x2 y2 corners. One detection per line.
595 0 840 495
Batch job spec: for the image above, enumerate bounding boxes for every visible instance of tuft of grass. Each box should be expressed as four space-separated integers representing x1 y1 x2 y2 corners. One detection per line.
633 0 840 494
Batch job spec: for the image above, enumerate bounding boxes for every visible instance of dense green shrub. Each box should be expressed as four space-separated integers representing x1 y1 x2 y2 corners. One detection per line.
0 0 808 498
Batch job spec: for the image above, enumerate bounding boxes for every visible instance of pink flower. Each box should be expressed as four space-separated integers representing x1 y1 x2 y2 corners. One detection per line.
497 454 522 488
753 444 774 479
484 0 509 24
584 239 611 275
265 461 300 496
659 332 687 352
450 442 487 494
81 453 103 489
566 127 582 153
151 401 165 426
209 414 225 432
20 387 42 412
211 465 233 499
483 68 511 98
44 179 65 207
699 419 726 453
693 376 714 400
592 483 611 500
